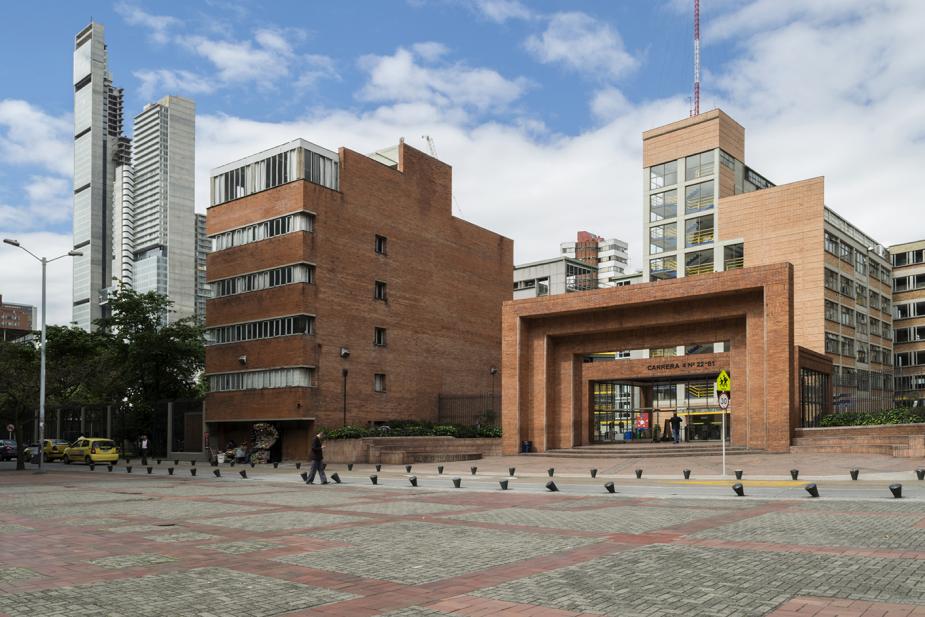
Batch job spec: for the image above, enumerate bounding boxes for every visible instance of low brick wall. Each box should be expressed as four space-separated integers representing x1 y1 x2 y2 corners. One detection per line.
792 423 925 458
322 437 502 464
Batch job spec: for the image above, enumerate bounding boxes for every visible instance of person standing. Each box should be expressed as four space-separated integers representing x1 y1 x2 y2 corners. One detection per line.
139 434 150 464
306 431 328 485
669 413 683 445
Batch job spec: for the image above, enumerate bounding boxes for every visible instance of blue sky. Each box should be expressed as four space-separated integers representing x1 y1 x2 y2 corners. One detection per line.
1 0 924 324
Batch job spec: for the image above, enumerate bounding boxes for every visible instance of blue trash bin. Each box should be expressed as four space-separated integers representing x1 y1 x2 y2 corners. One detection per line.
624 430 633 441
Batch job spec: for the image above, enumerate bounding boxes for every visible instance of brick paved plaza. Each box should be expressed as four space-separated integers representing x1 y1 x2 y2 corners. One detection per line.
2 465 925 617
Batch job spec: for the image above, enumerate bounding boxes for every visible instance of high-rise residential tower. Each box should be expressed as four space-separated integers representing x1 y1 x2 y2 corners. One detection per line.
72 22 128 330
195 213 210 321
111 96 197 322
560 232 629 288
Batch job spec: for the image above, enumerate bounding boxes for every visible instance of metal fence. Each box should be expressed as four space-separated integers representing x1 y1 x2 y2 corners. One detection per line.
437 394 501 427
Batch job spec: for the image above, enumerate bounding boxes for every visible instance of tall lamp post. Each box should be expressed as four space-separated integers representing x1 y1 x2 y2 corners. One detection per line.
3 239 83 473
489 367 498 420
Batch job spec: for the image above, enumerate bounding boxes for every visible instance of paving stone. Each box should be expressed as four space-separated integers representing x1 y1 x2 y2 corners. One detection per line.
32 498 265 520
203 540 281 554
0 524 33 533
209 490 362 508
61 517 125 527
448 505 720 534
0 567 355 617
144 531 220 543
199 510 367 532
693 511 925 549
0 567 42 583
475 544 925 616
334 500 471 516
106 524 176 534
374 608 452 617
88 554 176 569
278 520 600 584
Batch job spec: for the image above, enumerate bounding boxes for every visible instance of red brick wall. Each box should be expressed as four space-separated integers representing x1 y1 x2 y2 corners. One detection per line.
205 142 513 439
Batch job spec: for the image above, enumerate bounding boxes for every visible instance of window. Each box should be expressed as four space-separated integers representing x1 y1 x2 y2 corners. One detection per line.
857 342 868 364
685 180 714 214
649 224 677 254
870 262 880 281
825 300 838 322
209 367 316 392
649 160 677 190
840 306 854 328
881 296 891 314
685 215 714 247
857 313 868 334
374 327 387 347
210 145 339 206
894 252 908 267
719 150 735 170
685 343 714 355
685 249 714 276
724 244 744 270
839 242 853 264
649 256 677 280
825 332 840 354
855 252 867 275
206 314 315 345
839 275 853 297
649 190 677 221
374 373 387 393
824 232 838 255
895 276 909 292
211 263 315 297
825 268 840 292
855 283 867 306
650 347 678 357
374 280 388 301
685 151 714 181
375 234 387 255
841 337 855 358
869 290 880 309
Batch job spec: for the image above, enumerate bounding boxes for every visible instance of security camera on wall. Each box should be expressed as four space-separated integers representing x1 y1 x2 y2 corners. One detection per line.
238 355 247 365
339 347 350 359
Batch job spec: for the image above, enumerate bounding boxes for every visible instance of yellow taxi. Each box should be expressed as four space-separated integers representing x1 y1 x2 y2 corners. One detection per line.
41 439 72 461
63 438 120 464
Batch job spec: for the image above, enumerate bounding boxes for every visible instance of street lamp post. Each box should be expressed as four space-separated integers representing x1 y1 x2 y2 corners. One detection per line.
489 367 498 419
3 239 82 473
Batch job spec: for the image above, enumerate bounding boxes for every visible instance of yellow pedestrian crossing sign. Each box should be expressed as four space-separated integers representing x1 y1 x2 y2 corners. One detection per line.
716 370 731 392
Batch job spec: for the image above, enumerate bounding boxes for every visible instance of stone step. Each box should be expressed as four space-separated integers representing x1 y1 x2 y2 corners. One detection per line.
534 447 752 459
791 435 911 446
789 444 897 455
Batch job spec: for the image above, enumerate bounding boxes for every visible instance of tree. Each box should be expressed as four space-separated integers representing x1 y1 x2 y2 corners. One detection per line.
95 288 204 447
0 339 38 470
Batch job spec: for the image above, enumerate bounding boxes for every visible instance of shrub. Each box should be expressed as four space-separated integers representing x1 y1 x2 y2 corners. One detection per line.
818 407 925 427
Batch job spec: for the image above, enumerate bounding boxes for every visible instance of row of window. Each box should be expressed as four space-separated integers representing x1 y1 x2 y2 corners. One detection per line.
212 264 316 298
832 367 892 390
895 326 925 344
895 300 925 320
649 215 715 254
209 367 316 392
649 181 715 222
824 231 892 283
649 151 716 191
825 333 892 362
649 244 743 280
211 147 339 206
893 248 925 267
208 367 390 393
824 301 893 338
211 213 315 251
896 351 925 368
894 273 925 293
824 268 892 314
896 374 925 391
206 315 315 345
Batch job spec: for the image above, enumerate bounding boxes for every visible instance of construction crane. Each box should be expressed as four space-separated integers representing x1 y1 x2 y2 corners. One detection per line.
421 135 463 216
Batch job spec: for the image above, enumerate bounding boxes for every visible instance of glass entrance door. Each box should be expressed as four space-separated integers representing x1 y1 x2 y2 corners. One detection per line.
591 382 632 443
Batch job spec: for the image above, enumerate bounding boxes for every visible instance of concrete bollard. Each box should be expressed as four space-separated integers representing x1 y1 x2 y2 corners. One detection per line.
369 475 378 485
239 470 247 479
590 468 598 478
890 483 902 498
545 481 558 492
347 463 354 471
190 468 197 477
167 467 174 475
146 467 153 475
732 483 745 497
375 464 382 472
409 476 418 487
437 465 444 474
850 468 859 481
635 469 643 479
499 479 509 490
804 483 819 498
126 466 133 473
300 472 308 482
330 472 341 484
452 477 462 488
213 469 221 478
405 465 412 473
470 466 478 475
547 468 555 477
604 481 615 494
683 469 691 480
916 468 925 481
735 470 743 480
790 469 800 480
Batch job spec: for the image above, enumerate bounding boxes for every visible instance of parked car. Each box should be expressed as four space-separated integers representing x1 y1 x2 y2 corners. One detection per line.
39 439 71 461
63 438 119 464
0 440 16 461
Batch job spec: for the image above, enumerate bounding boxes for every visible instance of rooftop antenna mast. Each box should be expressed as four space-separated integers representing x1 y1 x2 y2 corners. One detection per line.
692 0 701 116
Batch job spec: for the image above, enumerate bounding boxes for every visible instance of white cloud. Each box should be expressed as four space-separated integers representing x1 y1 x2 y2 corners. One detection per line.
134 69 217 100
472 0 534 23
357 46 529 114
114 3 182 44
525 12 638 81
0 230 74 326
590 87 632 121
411 41 449 62
0 100 71 176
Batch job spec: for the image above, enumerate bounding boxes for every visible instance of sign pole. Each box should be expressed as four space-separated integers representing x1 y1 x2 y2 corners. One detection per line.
722 409 726 478
716 370 731 479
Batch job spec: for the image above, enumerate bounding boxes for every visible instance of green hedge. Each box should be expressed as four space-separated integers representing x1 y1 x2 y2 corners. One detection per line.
817 408 925 427
321 420 501 440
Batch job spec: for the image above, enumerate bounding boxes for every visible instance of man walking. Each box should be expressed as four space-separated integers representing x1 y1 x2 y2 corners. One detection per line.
306 430 328 485
139 434 150 465
670 413 683 445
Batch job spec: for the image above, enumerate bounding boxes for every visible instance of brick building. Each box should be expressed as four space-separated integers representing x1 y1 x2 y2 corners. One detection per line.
891 239 925 406
204 139 512 459
0 295 36 341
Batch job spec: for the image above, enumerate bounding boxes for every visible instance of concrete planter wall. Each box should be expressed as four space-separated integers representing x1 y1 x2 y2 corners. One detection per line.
792 423 925 457
323 437 502 464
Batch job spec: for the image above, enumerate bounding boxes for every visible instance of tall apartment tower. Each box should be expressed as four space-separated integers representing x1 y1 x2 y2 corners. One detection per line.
194 213 210 321
113 96 197 321
641 110 894 411
560 232 629 288
72 23 128 330
891 240 925 406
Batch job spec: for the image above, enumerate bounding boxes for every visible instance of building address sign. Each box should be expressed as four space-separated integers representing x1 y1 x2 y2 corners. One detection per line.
646 359 717 371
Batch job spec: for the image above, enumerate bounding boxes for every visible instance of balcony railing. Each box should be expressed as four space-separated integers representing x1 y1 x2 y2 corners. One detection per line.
686 263 714 276
687 230 714 245
724 257 744 270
